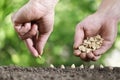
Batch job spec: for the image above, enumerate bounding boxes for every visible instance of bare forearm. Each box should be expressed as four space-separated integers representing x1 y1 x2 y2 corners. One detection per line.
29 0 58 8
97 0 120 20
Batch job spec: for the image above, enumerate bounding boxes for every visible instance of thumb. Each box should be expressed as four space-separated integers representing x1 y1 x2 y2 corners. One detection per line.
35 12 54 55
74 24 84 49
36 32 51 55
73 24 84 56
93 21 117 56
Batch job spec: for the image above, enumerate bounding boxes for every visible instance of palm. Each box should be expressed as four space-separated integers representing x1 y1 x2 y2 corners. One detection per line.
74 13 117 61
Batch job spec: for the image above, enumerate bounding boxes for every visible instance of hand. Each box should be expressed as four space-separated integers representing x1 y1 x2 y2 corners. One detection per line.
73 13 118 61
12 0 58 57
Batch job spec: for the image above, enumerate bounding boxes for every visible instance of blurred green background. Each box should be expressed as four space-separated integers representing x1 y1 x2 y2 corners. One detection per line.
0 0 120 67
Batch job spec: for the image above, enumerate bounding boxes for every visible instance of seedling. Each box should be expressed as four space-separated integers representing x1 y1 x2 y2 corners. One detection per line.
100 64 104 69
80 64 84 69
61 65 65 69
50 64 55 68
89 65 94 69
71 64 75 69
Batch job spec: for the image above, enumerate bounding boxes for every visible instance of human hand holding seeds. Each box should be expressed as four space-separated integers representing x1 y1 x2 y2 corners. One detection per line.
74 13 118 61
74 0 120 61
12 0 58 57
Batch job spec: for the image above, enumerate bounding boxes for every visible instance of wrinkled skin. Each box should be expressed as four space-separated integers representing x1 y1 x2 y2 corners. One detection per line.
12 0 58 57
73 13 118 61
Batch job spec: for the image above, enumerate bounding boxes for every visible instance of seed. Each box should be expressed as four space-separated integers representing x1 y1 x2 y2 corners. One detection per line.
79 45 86 52
38 55 42 59
50 64 55 68
100 64 104 69
95 35 101 39
86 48 92 53
80 64 84 69
96 45 101 49
89 37 94 42
90 65 94 69
78 35 104 53
61 65 65 69
71 64 75 69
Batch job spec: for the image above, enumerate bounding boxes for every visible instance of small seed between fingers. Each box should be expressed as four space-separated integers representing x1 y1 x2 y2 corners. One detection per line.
38 55 42 59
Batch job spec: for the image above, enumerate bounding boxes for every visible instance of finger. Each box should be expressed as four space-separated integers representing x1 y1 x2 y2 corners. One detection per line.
13 24 24 39
19 23 31 36
36 33 51 55
80 53 90 61
86 52 95 60
92 55 101 61
24 38 39 57
14 24 22 33
36 12 54 55
21 24 38 40
73 24 84 49
74 50 81 57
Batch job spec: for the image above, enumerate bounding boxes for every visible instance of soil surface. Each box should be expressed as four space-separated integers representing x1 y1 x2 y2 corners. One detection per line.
0 66 120 80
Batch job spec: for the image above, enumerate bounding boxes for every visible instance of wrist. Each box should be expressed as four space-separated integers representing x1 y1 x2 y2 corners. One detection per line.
96 0 120 22
96 10 120 21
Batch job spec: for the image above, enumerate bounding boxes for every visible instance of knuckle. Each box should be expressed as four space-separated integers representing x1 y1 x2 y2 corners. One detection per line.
29 30 37 36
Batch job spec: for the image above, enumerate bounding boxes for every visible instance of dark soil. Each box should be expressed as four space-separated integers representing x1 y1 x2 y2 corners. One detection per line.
0 66 120 80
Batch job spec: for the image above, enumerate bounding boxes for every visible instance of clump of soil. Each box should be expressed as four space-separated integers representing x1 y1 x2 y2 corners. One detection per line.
0 66 120 80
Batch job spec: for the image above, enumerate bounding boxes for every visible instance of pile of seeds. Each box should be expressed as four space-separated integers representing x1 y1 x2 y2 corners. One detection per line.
78 35 104 53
